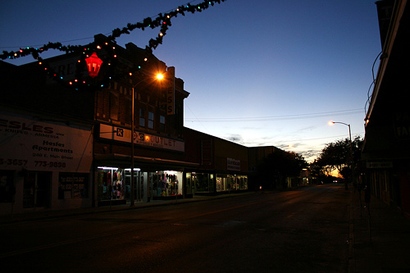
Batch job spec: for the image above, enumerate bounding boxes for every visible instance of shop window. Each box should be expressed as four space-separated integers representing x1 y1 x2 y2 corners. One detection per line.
97 168 126 201
238 176 248 190
194 173 212 192
58 173 89 199
152 171 182 197
216 175 228 192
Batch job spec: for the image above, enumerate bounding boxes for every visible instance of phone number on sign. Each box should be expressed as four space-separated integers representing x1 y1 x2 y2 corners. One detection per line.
0 158 28 167
35 161 66 168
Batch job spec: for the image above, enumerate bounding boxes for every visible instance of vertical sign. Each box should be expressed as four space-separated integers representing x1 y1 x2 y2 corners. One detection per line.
167 66 175 115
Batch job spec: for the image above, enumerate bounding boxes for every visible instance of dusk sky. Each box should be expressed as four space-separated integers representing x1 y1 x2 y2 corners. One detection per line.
0 0 382 162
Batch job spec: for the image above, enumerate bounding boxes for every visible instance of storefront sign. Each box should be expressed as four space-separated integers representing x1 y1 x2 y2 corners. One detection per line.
0 114 93 172
227 157 241 171
99 124 185 152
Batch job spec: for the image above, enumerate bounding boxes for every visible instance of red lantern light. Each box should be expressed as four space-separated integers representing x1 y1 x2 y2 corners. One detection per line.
85 52 103 78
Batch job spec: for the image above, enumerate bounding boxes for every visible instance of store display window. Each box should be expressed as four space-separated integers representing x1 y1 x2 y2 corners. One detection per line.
216 174 248 192
97 167 125 201
190 172 214 193
151 170 182 197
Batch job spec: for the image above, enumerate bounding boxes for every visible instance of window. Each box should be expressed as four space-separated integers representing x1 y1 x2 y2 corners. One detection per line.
59 173 89 199
160 115 166 131
148 111 154 129
139 107 145 127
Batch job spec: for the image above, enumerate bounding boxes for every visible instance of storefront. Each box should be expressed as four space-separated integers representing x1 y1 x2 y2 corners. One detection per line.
182 128 249 195
216 174 248 192
95 122 194 204
0 113 93 215
186 172 215 194
185 171 248 195
96 164 185 205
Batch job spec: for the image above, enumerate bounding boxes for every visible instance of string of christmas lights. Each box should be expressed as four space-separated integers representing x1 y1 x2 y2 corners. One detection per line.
1 0 226 90
1 0 225 61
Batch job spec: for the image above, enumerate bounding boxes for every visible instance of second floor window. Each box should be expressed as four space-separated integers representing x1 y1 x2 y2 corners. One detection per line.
148 111 154 129
159 115 166 131
139 107 145 127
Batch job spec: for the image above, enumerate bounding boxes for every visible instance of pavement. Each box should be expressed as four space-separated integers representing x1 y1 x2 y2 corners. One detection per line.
348 189 410 273
1 188 410 273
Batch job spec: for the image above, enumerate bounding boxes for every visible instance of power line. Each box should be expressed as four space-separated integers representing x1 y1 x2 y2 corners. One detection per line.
0 1 202 50
185 108 364 122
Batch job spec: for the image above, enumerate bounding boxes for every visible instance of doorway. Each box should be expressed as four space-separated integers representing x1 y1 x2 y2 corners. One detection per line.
23 171 52 208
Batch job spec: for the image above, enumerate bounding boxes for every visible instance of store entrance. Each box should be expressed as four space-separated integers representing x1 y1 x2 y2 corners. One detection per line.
23 171 51 208
124 169 144 202
97 167 146 205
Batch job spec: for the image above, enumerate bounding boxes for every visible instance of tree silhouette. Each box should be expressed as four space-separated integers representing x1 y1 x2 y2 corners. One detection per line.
313 136 363 182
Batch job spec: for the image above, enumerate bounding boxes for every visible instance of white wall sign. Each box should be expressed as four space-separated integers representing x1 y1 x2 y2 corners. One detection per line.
0 114 93 172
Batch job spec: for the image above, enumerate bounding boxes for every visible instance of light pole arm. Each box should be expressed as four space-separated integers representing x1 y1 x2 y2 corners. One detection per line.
331 121 352 142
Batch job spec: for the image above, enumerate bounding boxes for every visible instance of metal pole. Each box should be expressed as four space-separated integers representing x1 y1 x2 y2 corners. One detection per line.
332 121 352 190
130 72 164 205
130 87 135 207
348 124 353 191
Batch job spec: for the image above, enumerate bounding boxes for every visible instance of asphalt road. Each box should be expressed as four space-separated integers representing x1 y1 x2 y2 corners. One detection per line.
0 184 350 273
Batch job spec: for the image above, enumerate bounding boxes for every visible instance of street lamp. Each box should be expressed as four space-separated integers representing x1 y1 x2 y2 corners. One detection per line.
130 72 164 206
85 52 103 78
329 121 352 190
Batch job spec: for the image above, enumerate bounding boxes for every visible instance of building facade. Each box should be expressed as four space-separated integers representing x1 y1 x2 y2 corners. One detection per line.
184 128 249 196
362 0 410 216
0 56 95 215
0 34 250 215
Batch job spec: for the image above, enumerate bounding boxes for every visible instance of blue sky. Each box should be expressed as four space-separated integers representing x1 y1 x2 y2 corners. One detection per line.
0 0 381 162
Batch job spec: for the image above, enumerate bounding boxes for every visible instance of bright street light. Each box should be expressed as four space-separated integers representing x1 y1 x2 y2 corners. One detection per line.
156 72 164 81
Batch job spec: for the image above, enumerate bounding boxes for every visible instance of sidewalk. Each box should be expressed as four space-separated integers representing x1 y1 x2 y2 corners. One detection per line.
349 190 410 273
0 193 243 224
